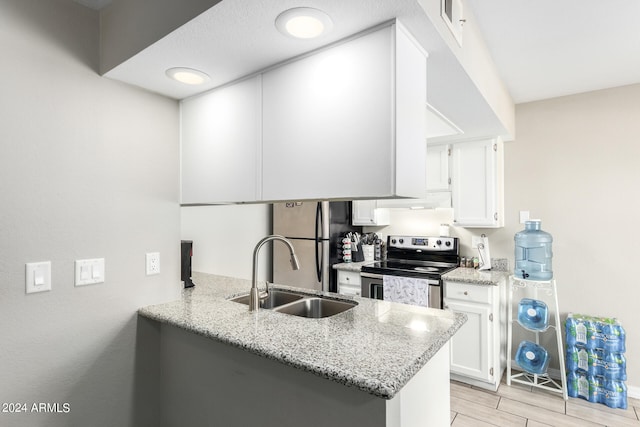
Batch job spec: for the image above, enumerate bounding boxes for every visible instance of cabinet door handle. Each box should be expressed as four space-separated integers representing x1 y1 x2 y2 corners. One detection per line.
463 291 468 295
494 212 498 221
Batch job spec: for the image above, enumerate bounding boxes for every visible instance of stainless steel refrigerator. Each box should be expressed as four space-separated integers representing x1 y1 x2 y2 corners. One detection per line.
273 201 360 292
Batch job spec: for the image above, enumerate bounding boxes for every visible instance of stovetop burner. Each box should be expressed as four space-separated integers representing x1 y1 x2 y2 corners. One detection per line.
360 235 459 280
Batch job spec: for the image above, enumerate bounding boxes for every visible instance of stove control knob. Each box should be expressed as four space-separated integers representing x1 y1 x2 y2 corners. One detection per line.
436 240 442 245
399 238 404 244
445 241 452 247
391 239 397 244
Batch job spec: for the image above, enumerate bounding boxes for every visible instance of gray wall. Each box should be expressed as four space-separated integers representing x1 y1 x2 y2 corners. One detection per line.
0 1 181 426
100 0 222 74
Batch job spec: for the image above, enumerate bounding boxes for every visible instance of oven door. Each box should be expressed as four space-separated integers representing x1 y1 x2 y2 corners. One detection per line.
360 272 442 309
361 273 384 299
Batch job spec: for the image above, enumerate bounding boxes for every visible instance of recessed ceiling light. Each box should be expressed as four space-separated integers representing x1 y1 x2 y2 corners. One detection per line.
165 67 210 85
275 7 333 39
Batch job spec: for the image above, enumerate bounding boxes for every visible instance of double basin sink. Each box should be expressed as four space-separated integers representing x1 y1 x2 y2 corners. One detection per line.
230 289 357 318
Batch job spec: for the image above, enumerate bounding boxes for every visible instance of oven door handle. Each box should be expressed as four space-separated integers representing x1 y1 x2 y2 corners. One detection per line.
360 272 383 280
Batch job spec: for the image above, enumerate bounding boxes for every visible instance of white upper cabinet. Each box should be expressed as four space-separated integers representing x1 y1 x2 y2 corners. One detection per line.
352 200 391 226
426 143 450 192
180 76 261 204
261 22 428 201
451 138 504 227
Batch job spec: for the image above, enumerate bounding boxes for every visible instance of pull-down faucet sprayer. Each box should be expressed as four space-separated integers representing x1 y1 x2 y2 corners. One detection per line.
250 235 300 312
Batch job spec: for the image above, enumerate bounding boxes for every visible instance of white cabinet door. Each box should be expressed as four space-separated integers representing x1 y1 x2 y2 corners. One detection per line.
262 28 392 201
426 144 450 192
445 299 493 382
352 201 390 226
180 76 261 204
337 270 362 297
261 23 427 201
451 138 503 227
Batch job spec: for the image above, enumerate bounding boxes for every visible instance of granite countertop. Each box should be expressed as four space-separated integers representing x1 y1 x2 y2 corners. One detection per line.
443 267 509 286
138 272 466 400
332 260 376 272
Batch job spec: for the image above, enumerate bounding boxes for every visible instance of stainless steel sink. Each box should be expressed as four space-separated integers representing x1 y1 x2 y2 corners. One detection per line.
229 289 357 318
229 289 304 309
273 297 356 318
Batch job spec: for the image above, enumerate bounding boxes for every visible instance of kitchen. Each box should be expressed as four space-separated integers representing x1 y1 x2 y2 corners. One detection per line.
1 0 639 426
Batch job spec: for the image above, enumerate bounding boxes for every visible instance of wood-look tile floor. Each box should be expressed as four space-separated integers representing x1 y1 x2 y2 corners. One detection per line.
450 378 640 426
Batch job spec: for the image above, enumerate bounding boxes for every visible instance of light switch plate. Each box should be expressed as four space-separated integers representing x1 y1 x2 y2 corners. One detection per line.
26 261 52 294
75 258 105 286
146 252 160 275
519 210 530 224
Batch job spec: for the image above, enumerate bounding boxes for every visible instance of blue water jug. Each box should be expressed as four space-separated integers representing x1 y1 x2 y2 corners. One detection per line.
515 341 550 375
517 298 549 331
514 220 553 280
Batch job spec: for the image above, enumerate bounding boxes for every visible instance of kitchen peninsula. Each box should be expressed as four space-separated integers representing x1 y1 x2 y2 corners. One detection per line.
139 272 466 427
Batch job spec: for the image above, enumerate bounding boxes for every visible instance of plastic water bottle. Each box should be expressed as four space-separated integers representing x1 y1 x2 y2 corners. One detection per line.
515 341 550 375
589 375 604 404
602 320 626 353
603 352 627 381
567 371 579 398
603 380 627 409
566 346 578 372
514 220 553 280
588 348 603 377
517 298 549 331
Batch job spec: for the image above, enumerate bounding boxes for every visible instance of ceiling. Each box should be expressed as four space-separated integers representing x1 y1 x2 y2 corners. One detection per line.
102 0 449 100
73 0 111 10
465 0 640 103
77 0 640 105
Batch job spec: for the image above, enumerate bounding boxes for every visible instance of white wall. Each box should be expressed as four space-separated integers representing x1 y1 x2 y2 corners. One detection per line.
181 204 272 281
0 1 181 426
371 84 640 391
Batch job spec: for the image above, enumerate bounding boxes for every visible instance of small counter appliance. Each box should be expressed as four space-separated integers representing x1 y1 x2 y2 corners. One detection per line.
181 240 195 288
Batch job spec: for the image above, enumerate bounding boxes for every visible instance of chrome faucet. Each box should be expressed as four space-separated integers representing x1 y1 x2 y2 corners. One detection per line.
250 235 300 312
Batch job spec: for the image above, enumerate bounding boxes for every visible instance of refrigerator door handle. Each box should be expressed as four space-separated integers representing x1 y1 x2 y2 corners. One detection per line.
315 202 323 283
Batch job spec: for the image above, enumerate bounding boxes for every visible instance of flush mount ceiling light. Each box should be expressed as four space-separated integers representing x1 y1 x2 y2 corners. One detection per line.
275 7 333 39
165 67 210 85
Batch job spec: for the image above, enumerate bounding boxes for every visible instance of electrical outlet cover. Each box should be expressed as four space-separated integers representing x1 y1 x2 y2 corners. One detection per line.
146 252 160 275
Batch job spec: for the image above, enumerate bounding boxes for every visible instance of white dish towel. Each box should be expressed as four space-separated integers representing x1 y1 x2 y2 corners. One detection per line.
383 275 430 307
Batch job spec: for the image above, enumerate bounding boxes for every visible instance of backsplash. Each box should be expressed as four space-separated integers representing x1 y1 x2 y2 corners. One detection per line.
490 258 509 272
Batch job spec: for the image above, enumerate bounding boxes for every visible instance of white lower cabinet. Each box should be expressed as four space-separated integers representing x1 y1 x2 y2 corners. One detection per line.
444 279 505 391
337 270 361 297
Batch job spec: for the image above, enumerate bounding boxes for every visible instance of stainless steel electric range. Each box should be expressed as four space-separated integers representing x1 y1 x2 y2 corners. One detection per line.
360 235 459 309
